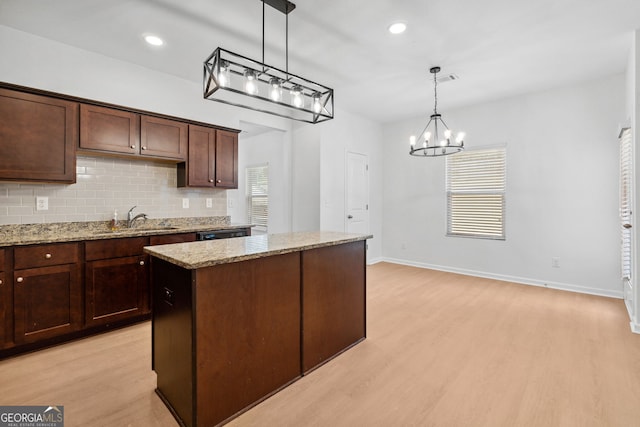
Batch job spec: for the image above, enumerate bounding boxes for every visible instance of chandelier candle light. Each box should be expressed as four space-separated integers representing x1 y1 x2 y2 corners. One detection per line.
409 66 465 156
203 0 334 124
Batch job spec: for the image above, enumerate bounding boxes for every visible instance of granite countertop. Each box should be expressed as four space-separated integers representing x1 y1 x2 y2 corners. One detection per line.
143 231 373 269
0 217 252 247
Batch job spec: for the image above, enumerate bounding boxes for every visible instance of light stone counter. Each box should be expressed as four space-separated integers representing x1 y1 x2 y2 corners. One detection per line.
0 217 251 247
143 231 372 269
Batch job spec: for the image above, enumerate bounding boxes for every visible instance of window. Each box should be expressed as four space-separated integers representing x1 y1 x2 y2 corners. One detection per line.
446 147 506 239
246 164 269 231
619 128 632 282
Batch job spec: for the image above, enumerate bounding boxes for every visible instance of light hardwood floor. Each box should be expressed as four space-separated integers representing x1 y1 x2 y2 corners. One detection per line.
1 262 639 426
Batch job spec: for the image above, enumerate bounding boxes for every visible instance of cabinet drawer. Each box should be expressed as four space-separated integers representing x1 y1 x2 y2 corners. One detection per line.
14 242 79 269
149 233 196 246
85 237 148 261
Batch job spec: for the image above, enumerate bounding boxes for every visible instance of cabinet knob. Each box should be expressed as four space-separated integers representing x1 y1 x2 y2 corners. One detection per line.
17 277 24 283
209 179 214 183
216 179 221 183
0 279 3 285
139 260 145 266
130 145 136 149
142 146 147 150
45 253 52 259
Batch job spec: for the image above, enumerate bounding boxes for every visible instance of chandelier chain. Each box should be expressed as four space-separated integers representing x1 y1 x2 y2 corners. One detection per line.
433 68 438 116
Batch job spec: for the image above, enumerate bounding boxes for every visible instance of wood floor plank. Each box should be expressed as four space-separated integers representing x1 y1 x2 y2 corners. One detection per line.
1 262 639 426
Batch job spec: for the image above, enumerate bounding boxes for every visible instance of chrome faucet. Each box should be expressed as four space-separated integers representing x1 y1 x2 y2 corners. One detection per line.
127 206 148 228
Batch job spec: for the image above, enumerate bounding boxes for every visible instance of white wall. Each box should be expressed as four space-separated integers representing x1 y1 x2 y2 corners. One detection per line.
291 123 321 232
319 109 384 263
228 128 292 234
382 74 625 297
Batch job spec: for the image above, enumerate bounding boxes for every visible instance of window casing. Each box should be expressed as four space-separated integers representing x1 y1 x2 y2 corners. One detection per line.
246 164 269 231
446 147 506 239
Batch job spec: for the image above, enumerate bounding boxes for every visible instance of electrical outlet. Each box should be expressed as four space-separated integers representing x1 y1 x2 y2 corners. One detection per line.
36 196 49 211
206 198 213 208
551 257 560 268
182 198 189 209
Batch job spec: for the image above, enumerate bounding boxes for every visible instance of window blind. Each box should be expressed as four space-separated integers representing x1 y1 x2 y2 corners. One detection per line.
446 147 506 239
246 164 269 230
619 128 632 282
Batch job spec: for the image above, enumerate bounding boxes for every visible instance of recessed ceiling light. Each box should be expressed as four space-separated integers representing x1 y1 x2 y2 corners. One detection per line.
388 22 407 35
144 34 164 46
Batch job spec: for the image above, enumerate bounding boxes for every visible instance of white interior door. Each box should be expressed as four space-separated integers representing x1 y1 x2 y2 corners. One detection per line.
346 151 369 234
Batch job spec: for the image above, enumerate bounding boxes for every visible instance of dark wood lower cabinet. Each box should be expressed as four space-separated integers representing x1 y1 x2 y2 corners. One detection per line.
13 264 81 344
85 255 148 327
0 272 5 346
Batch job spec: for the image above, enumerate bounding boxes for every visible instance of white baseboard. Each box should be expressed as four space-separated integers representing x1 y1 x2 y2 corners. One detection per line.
367 257 384 265
631 321 640 334
380 257 624 300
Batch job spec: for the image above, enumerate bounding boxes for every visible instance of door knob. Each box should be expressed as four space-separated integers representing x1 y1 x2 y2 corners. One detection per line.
347 215 353 219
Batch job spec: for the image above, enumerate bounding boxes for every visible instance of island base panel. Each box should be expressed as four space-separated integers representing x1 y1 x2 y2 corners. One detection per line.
302 240 367 373
194 252 302 427
152 258 195 427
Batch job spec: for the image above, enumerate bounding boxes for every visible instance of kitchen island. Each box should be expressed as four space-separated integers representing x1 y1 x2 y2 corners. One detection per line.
144 231 371 427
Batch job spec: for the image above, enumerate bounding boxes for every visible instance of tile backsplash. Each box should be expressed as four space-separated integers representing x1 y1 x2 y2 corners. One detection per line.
0 155 227 225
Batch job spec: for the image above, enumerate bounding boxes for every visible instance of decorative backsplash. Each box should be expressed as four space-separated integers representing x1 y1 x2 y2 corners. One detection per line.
0 155 228 225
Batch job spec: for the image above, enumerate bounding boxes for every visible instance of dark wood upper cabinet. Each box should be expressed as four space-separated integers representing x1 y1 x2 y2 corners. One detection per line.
178 125 238 189
79 104 140 155
0 88 77 183
140 115 188 161
215 129 239 188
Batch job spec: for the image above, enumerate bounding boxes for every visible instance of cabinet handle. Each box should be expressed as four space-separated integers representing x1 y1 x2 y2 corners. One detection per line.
45 253 52 259
142 146 147 150
139 260 145 266
130 145 136 149
17 277 24 283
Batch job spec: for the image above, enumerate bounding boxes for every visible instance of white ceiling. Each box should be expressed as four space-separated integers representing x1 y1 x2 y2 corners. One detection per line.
1 0 639 124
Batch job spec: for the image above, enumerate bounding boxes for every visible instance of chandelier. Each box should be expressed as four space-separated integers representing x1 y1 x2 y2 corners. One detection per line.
203 0 334 124
409 66 464 156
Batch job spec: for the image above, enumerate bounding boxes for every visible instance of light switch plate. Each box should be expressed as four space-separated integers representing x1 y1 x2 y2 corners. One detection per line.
36 196 49 211
182 198 189 209
206 198 213 208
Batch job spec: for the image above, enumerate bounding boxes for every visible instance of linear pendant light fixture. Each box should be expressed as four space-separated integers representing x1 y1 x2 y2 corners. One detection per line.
203 0 334 124
409 66 464 156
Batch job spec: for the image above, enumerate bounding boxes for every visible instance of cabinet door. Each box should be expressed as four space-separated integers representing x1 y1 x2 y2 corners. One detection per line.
0 272 5 346
215 130 238 188
80 104 140 155
140 115 188 160
185 125 215 187
0 88 77 183
14 264 81 344
85 255 149 327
